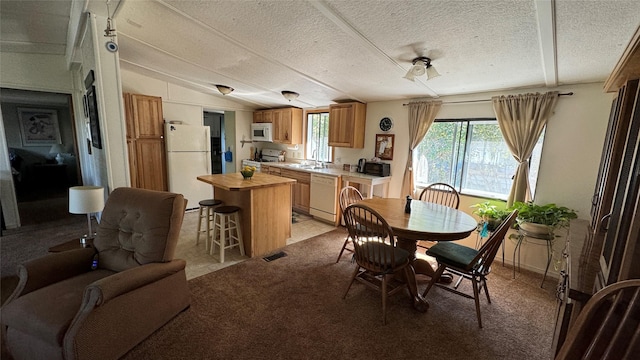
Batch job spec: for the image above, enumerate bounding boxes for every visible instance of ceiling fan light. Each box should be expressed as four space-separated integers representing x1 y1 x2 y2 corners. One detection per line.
426 65 440 79
411 63 426 77
281 90 299 101
403 70 416 81
215 85 234 95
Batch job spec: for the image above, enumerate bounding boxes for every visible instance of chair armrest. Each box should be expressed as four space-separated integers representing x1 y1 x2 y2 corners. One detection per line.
8 248 95 302
86 259 186 305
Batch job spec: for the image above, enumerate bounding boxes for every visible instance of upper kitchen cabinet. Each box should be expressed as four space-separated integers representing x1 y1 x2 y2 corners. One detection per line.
124 93 168 191
253 110 272 123
329 101 366 148
253 107 303 144
273 107 303 144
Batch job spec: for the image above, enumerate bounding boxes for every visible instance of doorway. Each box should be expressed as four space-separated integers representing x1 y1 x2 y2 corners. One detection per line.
204 111 224 174
1 88 81 228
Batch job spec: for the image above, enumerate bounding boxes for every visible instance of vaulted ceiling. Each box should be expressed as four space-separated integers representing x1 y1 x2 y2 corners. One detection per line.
1 0 639 109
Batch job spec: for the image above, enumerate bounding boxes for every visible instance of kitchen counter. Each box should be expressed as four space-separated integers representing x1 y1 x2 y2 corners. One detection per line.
197 172 296 258
197 172 296 191
264 162 388 179
263 162 391 198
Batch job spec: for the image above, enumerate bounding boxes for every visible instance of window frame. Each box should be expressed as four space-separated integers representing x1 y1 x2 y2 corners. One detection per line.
305 109 333 162
414 117 544 200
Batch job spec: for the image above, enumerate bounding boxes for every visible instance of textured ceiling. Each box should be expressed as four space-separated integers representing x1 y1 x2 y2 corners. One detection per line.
1 0 639 109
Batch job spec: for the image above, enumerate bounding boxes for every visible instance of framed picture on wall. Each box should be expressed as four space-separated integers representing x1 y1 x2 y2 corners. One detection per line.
83 94 89 117
17 108 61 146
87 86 102 149
375 134 394 160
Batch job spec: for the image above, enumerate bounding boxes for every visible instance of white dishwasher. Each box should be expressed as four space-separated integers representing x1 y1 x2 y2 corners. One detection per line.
309 174 338 222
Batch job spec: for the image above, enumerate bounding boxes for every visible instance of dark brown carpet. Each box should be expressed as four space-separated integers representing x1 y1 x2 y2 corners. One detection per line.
123 228 556 360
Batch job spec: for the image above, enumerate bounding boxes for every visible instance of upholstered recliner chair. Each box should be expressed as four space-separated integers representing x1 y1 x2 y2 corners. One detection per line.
1 187 190 360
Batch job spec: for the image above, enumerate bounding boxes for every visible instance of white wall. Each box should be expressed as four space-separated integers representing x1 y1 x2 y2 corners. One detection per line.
75 13 128 192
0 53 73 93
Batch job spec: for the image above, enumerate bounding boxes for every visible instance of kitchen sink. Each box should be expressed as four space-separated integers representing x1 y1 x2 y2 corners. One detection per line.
286 164 325 170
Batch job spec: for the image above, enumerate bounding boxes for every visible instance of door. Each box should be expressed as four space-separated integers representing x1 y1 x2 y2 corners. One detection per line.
124 93 167 191
135 139 167 191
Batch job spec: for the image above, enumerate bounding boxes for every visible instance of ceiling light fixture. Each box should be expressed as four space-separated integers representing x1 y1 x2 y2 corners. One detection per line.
404 56 440 81
281 91 299 101
216 85 234 95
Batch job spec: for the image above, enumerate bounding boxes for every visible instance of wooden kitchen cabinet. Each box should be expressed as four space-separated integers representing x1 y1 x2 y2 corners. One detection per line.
273 107 302 144
329 101 366 148
268 166 281 176
124 93 167 191
280 168 310 214
253 110 272 123
253 107 303 144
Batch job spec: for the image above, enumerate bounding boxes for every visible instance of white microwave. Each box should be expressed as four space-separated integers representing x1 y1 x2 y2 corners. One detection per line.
251 123 273 142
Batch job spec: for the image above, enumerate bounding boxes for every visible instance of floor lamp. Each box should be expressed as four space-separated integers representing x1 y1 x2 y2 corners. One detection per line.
69 186 105 242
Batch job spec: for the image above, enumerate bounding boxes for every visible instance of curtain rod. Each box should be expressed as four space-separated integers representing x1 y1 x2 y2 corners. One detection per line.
402 92 574 106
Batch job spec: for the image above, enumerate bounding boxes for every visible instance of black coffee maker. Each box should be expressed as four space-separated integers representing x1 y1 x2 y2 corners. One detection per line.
357 158 367 173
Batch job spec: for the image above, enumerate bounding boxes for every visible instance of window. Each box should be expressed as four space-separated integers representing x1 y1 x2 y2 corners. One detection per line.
306 111 332 162
413 119 544 200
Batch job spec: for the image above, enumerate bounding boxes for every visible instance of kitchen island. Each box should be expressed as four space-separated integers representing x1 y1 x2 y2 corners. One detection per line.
197 172 296 258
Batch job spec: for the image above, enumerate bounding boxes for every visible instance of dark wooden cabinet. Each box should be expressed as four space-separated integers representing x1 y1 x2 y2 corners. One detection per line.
552 28 640 355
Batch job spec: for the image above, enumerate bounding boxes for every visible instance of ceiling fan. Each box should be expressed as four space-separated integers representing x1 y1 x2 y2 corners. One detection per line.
404 56 440 81
399 44 441 81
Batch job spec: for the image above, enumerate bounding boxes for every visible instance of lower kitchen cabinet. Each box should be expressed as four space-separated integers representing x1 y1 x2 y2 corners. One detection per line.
281 169 310 214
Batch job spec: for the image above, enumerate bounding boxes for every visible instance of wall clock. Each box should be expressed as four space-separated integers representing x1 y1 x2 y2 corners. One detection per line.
379 117 393 132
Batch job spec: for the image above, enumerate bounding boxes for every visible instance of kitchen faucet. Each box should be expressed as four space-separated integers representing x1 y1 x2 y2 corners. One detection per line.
312 149 324 168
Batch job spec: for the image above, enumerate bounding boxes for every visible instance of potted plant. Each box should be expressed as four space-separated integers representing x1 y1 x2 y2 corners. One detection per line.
509 201 578 236
471 201 510 232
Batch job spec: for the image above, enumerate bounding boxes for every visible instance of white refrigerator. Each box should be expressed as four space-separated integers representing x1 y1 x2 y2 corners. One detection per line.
165 124 212 209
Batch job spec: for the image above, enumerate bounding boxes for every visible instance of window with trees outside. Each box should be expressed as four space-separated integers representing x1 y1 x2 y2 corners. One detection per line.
306 111 332 162
413 118 544 200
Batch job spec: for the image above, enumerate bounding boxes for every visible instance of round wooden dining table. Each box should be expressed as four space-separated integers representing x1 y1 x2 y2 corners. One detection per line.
359 197 478 277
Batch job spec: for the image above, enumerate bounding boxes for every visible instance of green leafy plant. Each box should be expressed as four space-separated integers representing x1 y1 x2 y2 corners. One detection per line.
510 201 578 228
471 201 509 231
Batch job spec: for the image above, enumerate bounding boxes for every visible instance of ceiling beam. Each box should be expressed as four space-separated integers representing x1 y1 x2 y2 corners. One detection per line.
535 0 558 87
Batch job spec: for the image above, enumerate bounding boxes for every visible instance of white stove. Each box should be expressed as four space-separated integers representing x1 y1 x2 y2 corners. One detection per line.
242 149 284 172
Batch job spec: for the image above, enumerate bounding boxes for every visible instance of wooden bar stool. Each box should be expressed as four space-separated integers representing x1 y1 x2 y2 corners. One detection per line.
196 199 223 252
211 205 245 263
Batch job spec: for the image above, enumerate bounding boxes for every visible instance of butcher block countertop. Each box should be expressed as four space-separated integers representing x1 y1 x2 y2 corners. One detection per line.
197 172 296 191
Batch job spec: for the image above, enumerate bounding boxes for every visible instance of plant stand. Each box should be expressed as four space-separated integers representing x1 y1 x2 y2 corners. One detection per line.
512 228 556 288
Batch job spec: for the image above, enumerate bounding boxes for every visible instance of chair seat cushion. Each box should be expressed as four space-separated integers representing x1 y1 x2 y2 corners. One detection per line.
360 242 409 268
1 269 115 346
426 242 478 271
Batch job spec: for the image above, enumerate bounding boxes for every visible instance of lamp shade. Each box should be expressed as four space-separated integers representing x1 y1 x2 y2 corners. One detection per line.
281 91 299 101
69 186 105 214
215 85 234 95
426 65 441 79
